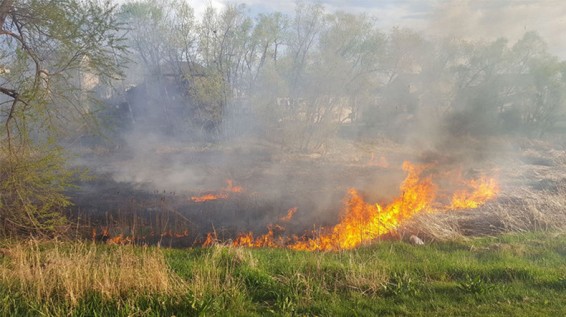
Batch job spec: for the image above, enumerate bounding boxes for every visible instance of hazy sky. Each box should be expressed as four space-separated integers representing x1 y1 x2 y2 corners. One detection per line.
120 0 566 58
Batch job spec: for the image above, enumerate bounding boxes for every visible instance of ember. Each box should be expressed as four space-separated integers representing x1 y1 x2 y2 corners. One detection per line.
191 193 229 203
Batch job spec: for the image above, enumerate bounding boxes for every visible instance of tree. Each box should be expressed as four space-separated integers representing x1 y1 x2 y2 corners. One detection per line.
285 1 324 96
294 12 384 151
443 32 565 137
251 12 288 79
195 4 254 136
0 0 125 236
118 0 168 75
509 32 566 136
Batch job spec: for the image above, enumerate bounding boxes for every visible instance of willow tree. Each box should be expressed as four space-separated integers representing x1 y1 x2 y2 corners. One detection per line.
0 0 125 236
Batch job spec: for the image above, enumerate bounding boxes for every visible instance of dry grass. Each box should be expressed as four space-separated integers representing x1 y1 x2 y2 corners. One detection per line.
401 186 566 241
0 239 261 312
401 140 566 241
188 244 250 297
342 256 388 295
0 239 186 305
399 212 468 242
487 189 566 233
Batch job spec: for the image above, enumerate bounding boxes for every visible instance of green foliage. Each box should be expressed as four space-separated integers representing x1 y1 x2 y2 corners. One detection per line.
118 1 566 152
457 275 494 295
382 271 420 297
189 71 227 133
0 145 72 236
0 0 125 237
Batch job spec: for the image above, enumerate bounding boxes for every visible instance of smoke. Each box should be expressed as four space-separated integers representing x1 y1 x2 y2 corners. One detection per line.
427 0 566 58
70 0 565 239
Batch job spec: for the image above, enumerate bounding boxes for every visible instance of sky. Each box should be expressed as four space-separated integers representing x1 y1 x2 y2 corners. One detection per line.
119 0 566 58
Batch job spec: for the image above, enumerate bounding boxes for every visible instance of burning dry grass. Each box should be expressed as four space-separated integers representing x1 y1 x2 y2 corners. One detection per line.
400 185 566 241
220 161 500 251
190 179 244 203
395 142 566 242
0 239 186 305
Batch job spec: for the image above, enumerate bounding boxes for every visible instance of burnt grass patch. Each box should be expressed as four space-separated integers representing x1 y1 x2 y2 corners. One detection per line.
65 155 406 247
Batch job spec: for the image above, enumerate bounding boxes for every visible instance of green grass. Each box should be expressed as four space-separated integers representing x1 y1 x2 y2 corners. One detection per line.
1 232 565 316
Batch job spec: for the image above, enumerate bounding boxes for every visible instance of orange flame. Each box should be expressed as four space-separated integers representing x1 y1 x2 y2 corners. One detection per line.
203 232 217 247
191 179 243 203
92 226 189 245
204 162 499 251
290 162 437 251
450 176 499 209
107 234 133 245
280 207 298 222
191 193 229 203
233 225 284 248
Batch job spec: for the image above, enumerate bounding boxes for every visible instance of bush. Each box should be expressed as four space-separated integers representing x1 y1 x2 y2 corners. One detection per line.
0 147 72 237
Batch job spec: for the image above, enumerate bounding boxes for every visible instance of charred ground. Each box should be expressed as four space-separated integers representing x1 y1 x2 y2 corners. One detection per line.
66 131 566 248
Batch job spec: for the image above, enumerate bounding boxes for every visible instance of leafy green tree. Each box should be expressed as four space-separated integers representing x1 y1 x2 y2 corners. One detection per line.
444 32 565 137
0 0 125 236
294 12 384 151
251 12 288 78
196 4 261 136
509 32 566 136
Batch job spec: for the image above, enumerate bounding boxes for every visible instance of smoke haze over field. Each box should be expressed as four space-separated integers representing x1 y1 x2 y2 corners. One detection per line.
96 0 566 188
70 0 566 239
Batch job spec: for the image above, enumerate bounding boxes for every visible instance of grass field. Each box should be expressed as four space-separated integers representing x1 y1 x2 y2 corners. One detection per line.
1 232 565 316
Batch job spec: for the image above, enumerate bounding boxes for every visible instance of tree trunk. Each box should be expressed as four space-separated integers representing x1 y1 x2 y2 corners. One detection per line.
0 0 14 29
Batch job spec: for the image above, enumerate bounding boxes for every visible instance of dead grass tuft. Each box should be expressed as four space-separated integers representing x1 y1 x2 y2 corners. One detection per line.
400 212 468 242
209 244 257 268
0 240 186 305
487 189 566 233
342 257 388 295
401 185 566 240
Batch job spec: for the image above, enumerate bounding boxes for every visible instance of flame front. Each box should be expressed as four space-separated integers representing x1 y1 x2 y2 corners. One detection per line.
450 176 499 209
290 162 437 251
205 162 499 251
233 225 284 248
191 179 243 202
191 192 229 203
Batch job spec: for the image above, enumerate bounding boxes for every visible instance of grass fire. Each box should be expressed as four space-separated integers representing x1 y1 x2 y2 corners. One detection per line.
190 179 244 203
220 161 500 251
1 0 565 316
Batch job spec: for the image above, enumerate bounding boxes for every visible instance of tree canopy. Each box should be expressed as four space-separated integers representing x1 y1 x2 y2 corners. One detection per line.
0 0 125 236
